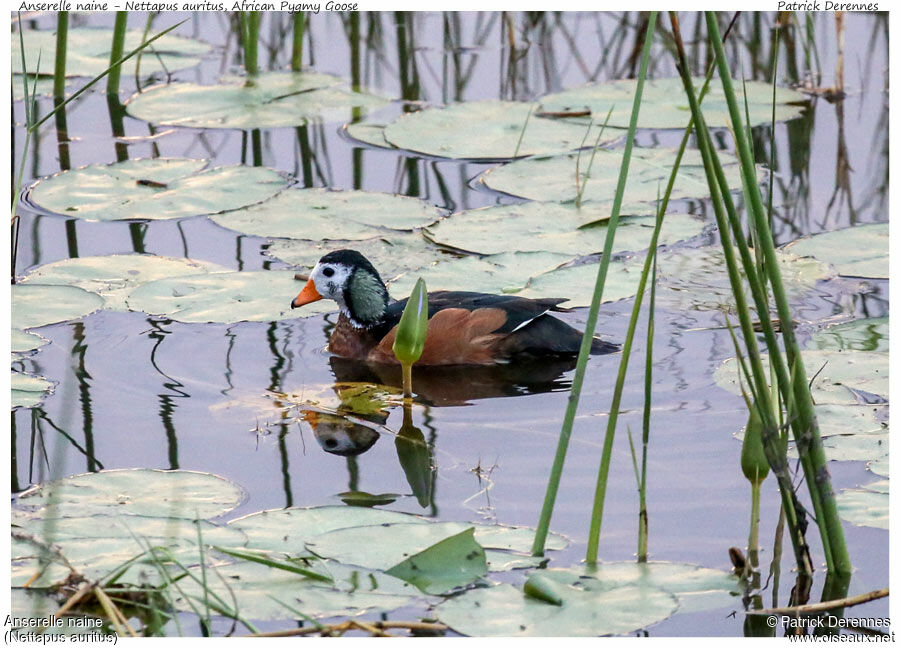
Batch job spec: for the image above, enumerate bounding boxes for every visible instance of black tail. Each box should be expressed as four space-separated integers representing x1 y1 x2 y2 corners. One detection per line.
499 314 620 357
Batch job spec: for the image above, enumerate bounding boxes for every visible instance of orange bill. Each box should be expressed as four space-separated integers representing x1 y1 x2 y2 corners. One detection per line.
291 278 322 309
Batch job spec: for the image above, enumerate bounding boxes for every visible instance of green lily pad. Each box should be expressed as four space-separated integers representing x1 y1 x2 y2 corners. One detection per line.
815 433 889 463
784 223 888 279
265 232 441 281
11 586 61 620
484 551 546 572
836 481 888 529
337 491 400 507
809 317 889 352
517 258 644 306
126 71 388 129
387 251 573 298
815 403 888 438
29 159 289 222
715 350 888 406
425 202 704 256
382 100 618 160
20 255 229 311
12 27 211 78
11 329 49 355
538 77 807 129
481 147 752 203
869 457 889 478
655 246 833 316
12 284 105 330
126 270 336 323
12 75 58 102
343 121 393 149
211 188 441 240
12 513 245 587
16 468 245 520
386 527 487 594
172 558 415 622
12 371 53 409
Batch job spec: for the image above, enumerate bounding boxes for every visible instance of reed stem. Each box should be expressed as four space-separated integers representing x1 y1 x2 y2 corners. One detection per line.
243 12 260 78
291 12 306 71
53 11 68 100
107 12 128 97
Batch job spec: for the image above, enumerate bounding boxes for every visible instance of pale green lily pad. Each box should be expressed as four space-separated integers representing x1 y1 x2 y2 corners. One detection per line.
784 223 888 279
29 159 289 222
172 559 415 621
12 371 53 409
382 100 618 160
12 27 210 78
229 506 430 555
126 72 388 129
437 577 675 637
387 251 573 298
265 232 441 281
11 329 49 355
517 258 644 306
307 521 566 572
656 246 833 316
11 532 72 590
12 513 245 587
538 77 807 129
481 147 752 203
12 284 105 330
386 527 487 594
20 255 229 311
12 75 58 102
869 457 889 478
715 350 888 406
836 481 888 529
343 121 393 148
815 433 889 463
810 317 889 352
485 551 546 571
426 202 704 256
211 188 441 240
11 586 61 620
815 403 888 438
16 468 245 520
126 270 336 323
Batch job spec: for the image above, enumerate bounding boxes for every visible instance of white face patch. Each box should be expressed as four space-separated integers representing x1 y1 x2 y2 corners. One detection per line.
310 261 354 311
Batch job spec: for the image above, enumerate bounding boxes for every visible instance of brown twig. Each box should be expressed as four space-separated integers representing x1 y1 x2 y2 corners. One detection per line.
747 588 889 616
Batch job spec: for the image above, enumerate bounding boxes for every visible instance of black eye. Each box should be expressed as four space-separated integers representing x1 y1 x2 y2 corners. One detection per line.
322 267 335 277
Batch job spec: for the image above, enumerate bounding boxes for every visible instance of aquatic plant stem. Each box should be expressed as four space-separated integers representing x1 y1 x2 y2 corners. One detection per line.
53 12 68 100
291 12 306 71
704 11 850 577
243 12 260 78
107 12 128 97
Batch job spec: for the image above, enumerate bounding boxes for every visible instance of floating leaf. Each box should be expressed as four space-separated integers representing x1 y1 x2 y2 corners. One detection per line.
382 100 618 160
12 27 211 78
20 255 229 311
425 202 704 256
517 259 644 306
386 527 487 594
212 188 441 241
343 121 393 149
538 77 807 129
17 468 245 520
126 270 336 323
11 371 53 409
12 75 57 102
11 329 49 356
29 159 289 222
126 72 387 129
836 481 888 529
12 284 104 330
784 223 888 279
337 491 400 507
810 317 889 352
814 432 889 463
869 457 889 478
481 147 753 203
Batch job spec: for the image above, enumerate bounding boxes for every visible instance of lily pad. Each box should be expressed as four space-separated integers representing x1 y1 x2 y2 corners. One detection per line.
11 329 49 356
836 481 888 529
20 255 229 311
126 71 388 129
425 202 705 256
382 100 618 160
481 147 753 203
172 558 415 622
715 350 888 406
28 159 289 221
12 75 57 102
12 371 53 409
516 258 645 306
815 432 889 463
16 468 245 520
809 317 889 352
655 246 833 315
386 527 487 594
784 223 888 279
12 284 104 330
211 188 441 240
343 121 393 149
12 27 211 78
126 270 337 323
869 457 889 478
538 77 807 129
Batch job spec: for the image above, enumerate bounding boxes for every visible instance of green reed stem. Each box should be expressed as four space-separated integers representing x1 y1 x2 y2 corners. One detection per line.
637 213 658 563
291 12 306 71
53 11 68 100
107 12 128 97
705 11 850 577
243 12 260 77
575 107 614 208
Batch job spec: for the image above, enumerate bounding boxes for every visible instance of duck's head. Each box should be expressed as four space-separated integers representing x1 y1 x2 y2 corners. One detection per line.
291 249 389 328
